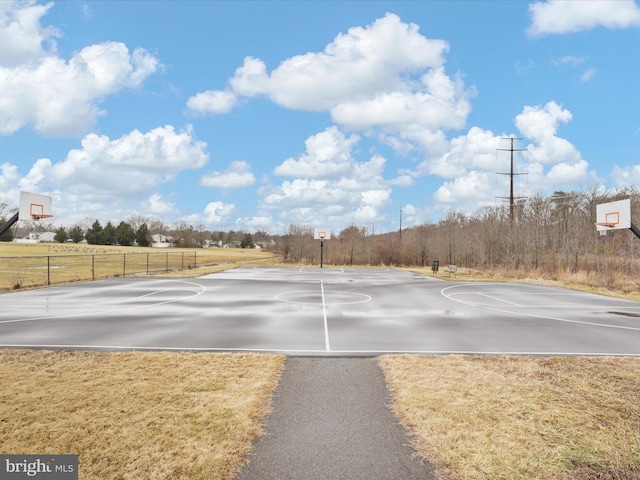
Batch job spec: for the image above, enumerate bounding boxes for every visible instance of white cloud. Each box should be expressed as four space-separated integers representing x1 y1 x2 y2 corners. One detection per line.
144 193 178 216
228 56 270 98
421 100 593 216
274 126 360 179
331 67 472 132
389 175 414 187
189 13 472 155
186 90 237 115
528 0 640 36
0 162 21 209
0 41 159 136
514 59 535 75
203 201 236 224
553 55 586 66
425 126 504 179
546 159 590 184
0 2 159 136
580 68 597 83
261 127 391 228
200 160 256 189
230 13 449 111
234 215 274 232
434 171 496 204
47 126 208 197
611 164 640 186
515 101 581 165
0 125 209 224
0 1 59 67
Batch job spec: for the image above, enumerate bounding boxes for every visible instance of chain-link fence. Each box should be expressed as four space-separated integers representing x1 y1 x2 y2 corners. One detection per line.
1 251 198 290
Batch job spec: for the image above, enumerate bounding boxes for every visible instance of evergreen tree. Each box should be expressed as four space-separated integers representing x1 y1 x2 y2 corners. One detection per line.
85 220 103 244
103 221 116 245
135 223 150 247
241 233 254 248
54 226 68 243
115 221 135 246
69 225 84 243
0 217 14 242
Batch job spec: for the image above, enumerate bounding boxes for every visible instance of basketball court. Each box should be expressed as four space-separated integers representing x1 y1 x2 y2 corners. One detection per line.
2 195 640 356
1 267 640 356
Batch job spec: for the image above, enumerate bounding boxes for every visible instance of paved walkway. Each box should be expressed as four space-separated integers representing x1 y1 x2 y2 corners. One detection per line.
237 357 436 480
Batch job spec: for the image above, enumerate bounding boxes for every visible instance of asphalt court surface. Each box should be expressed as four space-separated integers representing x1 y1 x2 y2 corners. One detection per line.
1 266 640 355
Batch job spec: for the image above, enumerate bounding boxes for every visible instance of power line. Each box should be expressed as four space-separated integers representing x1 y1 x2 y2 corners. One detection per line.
496 137 528 222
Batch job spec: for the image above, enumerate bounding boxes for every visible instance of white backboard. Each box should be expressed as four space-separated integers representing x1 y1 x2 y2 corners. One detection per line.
314 228 330 240
19 191 53 221
596 198 630 234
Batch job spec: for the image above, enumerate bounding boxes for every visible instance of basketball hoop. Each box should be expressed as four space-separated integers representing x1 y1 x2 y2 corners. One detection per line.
31 214 54 221
314 228 330 241
595 222 615 236
19 192 53 222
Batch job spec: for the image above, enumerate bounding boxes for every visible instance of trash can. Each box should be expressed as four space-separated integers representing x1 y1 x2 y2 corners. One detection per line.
431 260 439 273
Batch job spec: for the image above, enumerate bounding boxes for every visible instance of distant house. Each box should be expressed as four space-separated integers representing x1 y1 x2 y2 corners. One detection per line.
203 239 222 248
257 239 276 249
15 231 56 243
223 241 242 248
151 234 175 248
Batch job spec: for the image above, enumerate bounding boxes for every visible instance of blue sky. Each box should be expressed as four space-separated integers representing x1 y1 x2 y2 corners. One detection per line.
1 0 639 234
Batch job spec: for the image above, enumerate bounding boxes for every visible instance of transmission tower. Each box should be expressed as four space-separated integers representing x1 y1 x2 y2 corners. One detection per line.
496 137 527 222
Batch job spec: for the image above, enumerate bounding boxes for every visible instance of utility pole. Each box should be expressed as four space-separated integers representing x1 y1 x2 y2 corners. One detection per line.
497 137 527 222
399 206 402 246
398 206 403 264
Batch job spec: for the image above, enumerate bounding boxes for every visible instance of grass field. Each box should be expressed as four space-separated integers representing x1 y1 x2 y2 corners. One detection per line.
380 355 640 480
0 243 280 290
0 350 285 480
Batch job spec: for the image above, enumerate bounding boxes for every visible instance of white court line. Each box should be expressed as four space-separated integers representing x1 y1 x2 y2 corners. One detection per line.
321 280 331 352
298 267 345 273
481 305 640 331
476 293 522 307
441 284 640 331
0 280 207 325
1 344 639 357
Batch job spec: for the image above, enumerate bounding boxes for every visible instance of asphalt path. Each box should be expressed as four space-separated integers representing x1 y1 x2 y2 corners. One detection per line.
1 266 640 355
236 357 436 480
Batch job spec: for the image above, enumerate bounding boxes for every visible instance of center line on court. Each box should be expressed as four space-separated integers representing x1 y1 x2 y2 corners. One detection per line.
320 280 331 351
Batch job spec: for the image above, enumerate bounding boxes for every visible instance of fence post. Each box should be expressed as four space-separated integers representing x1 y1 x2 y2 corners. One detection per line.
123 253 126 277
147 252 149 276
166 252 169 272
47 256 51 286
194 251 197 268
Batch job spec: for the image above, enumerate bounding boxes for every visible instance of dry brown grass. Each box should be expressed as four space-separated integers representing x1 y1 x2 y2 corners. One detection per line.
0 350 285 480
380 355 640 480
0 243 280 290
406 266 640 302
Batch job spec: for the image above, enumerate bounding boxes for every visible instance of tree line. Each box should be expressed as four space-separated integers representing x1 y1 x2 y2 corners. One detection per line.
1 211 261 249
273 188 640 288
53 220 151 246
3 188 639 286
